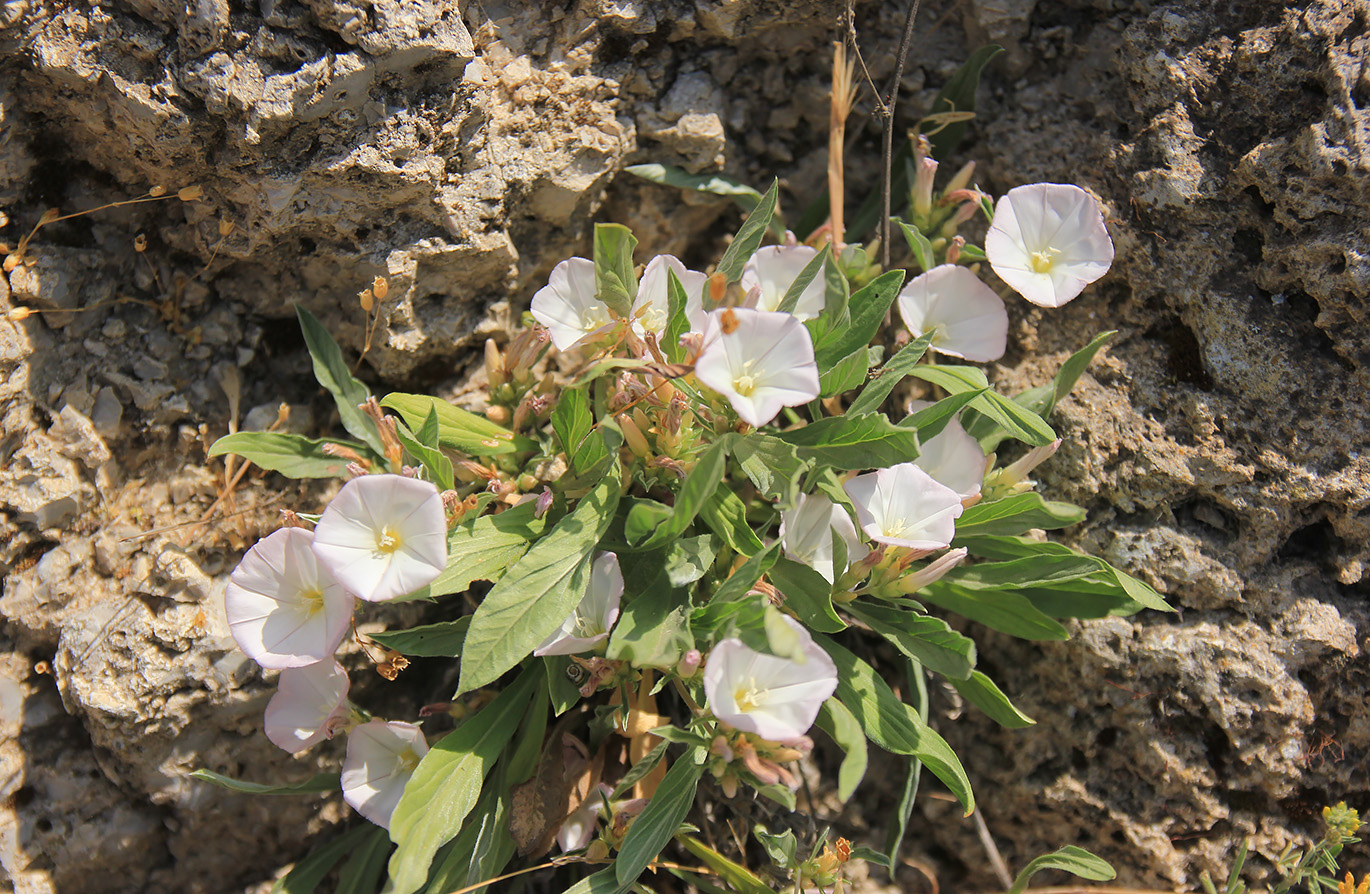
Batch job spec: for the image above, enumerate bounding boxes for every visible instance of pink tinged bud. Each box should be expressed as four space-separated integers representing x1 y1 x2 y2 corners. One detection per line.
694 308 821 428
534 552 623 656
676 648 702 678
900 547 969 595
535 488 555 519
557 783 613 852
738 739 781 785
264 660 351 752
943 160 977 197
941 201 979 238
346 462 370 479
914 156 939 219
711 735 734 762
341 720 429 830
702 615 837 741
719 773 739 798
985 183 1115 308
896 265 1008 363
739 246 826 320
843 463 964 550
530 257 617 351
310 474 448 603
225 528 355 669
1000 438 1062 486
946 236 965 265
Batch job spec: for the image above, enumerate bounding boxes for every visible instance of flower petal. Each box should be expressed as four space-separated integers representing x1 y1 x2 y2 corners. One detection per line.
531 258 616 350
741 246 826 320
342 720 429 829
985 183 1114 308
695 308 820 427
896 265 1007 362
703 617 836 741
844 463 964 549
265 660 350 753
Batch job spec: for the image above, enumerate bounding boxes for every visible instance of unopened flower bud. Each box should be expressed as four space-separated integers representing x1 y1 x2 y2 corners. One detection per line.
279 509 307 528
946 235 965 265
940 201 979 238
484 339 506 389
899 547 969 595
942 160 977 196
346 461 370 478
675 649 702 678
618 413 652 460
585 840 610 862
534 488 554 519
1000 438 1062 487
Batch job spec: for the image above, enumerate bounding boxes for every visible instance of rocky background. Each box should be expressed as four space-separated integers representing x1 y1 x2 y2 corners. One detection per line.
1 0 1367 891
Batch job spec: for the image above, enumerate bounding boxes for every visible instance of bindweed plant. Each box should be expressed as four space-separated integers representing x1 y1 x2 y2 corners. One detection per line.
196 122 1176 893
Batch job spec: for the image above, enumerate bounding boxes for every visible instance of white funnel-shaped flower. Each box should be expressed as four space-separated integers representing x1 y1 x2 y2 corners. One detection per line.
534 552 624 656
896 264 1008 362
740 246 827 320
703 615 837 741
342 720 429 829
843 462 964 550
694 307 820 428
779 493 868 584
264 659 350 753
531 257 615 351
985 183 1114 308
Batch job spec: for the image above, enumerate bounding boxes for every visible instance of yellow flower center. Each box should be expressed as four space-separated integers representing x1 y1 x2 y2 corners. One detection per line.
376 526 403 554
640 307 666 333
733 374 757 397
397 747 421 773
301 587 325 615
734 681 763 712
1029 247 1060 273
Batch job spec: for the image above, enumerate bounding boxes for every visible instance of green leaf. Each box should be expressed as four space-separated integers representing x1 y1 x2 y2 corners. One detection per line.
335 827 391 894
845 603 976 680
908 366 1056 446
899 389 987 441
422 781 506 894
272 825 379 894
663 267 692 363
850 846 893 870
1110 565 1174 613
774 413 920 470
624 499 673 547
665 535 715 587
1009 846 1116 894
753 826 798 872
426 502 547 598
679 836 774 894
847 331 935 417
506 680 551 784
777 245 831 315
918 582 1069 641
190 769 338 796
707 540 780 606
611 738 672 800
381 393 527 457
616 748 706 886
593 222 638 318
633 435 731 551
295 305 384 457
701 487 766 556
606 584 695 669
368 618 470 657
815 699 867 801
732 434 809 506
624 163 765 212
558 867 622 894
954 493 1086 537
207 432 353 479
812 270 905 368
387 667 538 894
896 219 936 273
546 656 582 716
884 661 928 873
949 555 1104 589
417 405 441 446
925 44 1004 160
767 557 846 633
394 419 455 490
817 637 974 814
819 348 873 398
457 466 621 694
952 671 1035 728
553 388 609 476
715 179 779 283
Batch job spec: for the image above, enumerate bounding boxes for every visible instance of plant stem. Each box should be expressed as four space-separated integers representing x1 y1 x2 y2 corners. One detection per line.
881 0 922 269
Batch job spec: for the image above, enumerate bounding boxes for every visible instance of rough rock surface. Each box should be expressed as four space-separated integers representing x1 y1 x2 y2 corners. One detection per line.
1 0 1367 892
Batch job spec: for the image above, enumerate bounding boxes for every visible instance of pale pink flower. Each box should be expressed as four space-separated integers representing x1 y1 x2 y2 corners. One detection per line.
534 552 623 656
779 493 868 584
530 257 614 351
632 255 707 338
264 659 351 753
740 246 826 320
225 528 354 669
558 783 613 852
843 463 964 550
900 548 969 595
311 474 448 603
896 265 1007 362
342 720 429 829
703 615 837 741
985 183 1114 308
908 400 987 498
694 308 820 428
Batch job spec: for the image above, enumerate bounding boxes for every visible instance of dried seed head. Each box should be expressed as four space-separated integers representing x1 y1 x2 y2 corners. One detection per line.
39 208 60 226
177 185 204 201
7 307 34 321
358 288 374 313
371 275 389 301
133 233 148 252
218 218 236 237
149 185 167 197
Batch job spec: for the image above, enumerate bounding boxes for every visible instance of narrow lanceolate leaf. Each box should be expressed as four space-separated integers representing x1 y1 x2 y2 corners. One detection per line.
816 636 975 814
624 163 765 211
634 435 732 551
393 420 454 490
777 245 831 315
896 219 936 274
426 501 547 598
908 366 1056 446
553 387 608 476
816 699 868 800
847 331 935 417
1009 846 1116 894
381 393 528 456
845 603 976 680
368 618 470 658
190 769 339 796
615 747 706 886
952 671 1036 728
272 825 379 894
925 44 1004 160
457 467 621 694
774 413 920 470
387 668 538 894
679 837 775 894
296 305 385 457
664 267 692 363
918 581 1069 641
207 432 353 479
954 492 1086 537
812 269 905 368
818 348 872 398
335 828 391 894
715 179 779 283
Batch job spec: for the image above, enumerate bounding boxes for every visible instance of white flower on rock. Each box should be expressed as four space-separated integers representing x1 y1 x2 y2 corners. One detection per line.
534 552 624 656
908 400 987 498
225 527 355 669
264 659 351 753
843 463 964 550
694 308 820 428
311 474 448 603
896 265 1008 362
531 257 615 352
740 245 826 320
342 720 429 830
703 615 837 741
779 493 868 584
985 183 1114 308
632 255 707 339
